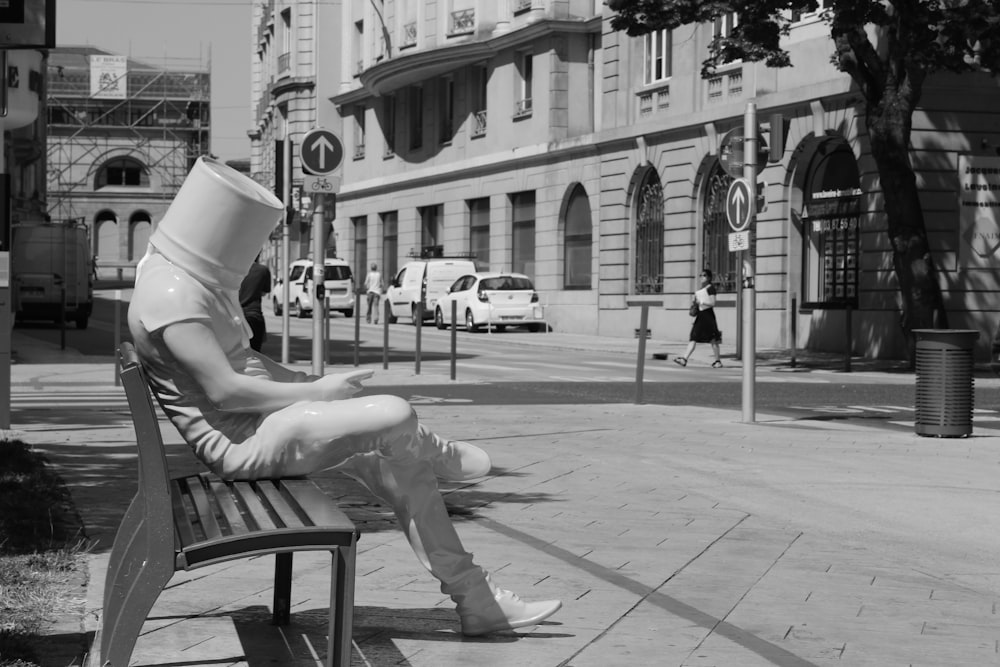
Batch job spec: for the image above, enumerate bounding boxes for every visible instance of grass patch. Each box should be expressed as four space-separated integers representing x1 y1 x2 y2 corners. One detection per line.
0 439 89 667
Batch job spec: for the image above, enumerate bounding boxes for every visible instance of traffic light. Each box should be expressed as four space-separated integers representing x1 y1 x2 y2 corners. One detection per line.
768 113 790 163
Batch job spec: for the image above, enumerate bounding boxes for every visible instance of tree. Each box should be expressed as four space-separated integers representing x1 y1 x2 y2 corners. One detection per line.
607 0 1000 356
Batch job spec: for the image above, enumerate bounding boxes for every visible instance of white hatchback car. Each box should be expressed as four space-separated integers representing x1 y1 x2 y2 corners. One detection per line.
272 258 355 318
434 272 546 332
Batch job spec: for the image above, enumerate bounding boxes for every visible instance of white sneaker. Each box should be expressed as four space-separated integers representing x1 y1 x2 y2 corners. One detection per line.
431 439 492 481
460 586 562 636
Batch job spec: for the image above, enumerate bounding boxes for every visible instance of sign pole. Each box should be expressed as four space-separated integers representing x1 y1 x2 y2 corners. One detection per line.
281 137 291 365
742 101 757 423
311 195 326 376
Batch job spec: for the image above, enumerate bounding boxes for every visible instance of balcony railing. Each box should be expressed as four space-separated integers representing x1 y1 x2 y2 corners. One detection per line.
514 0 532 12
471 109 487 137
514 98 532 118
277 52 290 74
449 8 475 35
401 21 417 48
355 59 364 76
353 143 365 160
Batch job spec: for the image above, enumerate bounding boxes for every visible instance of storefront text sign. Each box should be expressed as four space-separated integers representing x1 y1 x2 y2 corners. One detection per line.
958 154 1000 269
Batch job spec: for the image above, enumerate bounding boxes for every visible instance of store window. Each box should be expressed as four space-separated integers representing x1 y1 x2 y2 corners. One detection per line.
381 211 398 279
801 144 861 305
511 191 535 277
468 197 490 270
353 215 367 281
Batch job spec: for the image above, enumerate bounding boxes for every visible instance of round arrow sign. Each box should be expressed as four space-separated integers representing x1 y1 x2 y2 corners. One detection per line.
300 128 343 176
726 178 754 232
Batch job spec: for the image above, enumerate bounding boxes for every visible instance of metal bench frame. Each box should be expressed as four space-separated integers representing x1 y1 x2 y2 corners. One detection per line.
95 343 358 666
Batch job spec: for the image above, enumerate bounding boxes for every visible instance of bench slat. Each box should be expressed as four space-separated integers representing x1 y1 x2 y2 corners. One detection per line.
210 480 250 536
185 475 224 541
257 480 307 529
233 481 278 531
280 479 357 531
171 478 198 547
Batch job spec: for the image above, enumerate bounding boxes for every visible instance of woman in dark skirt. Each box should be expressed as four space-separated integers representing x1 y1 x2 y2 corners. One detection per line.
674 269 723 368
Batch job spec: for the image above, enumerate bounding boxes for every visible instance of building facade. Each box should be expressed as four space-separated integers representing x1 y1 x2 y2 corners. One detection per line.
251 1 1000 358
46 47 210 280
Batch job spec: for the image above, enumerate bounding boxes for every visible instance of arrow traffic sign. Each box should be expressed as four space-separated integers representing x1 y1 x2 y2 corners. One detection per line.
726 178 754 232
300 128 343 176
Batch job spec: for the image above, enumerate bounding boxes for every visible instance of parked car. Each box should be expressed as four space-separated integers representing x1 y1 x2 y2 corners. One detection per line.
272 258 354 318
385 258 477 325
434 272 546 332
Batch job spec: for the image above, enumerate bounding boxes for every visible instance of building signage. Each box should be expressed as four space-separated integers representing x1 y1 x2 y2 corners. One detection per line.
90 55 127 100
958 154 1000 269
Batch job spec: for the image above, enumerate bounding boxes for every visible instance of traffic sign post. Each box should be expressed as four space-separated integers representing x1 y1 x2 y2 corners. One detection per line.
299 128 344 375
741 102 758 424
725 178 754 232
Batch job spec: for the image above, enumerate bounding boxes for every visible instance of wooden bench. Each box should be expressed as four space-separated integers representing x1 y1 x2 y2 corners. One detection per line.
95 343 358 666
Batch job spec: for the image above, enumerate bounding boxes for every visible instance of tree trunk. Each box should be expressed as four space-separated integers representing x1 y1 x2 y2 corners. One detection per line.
865 88 948 363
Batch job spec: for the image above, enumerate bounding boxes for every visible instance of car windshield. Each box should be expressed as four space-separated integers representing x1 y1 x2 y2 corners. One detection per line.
325 265 351 280
480 277 533 291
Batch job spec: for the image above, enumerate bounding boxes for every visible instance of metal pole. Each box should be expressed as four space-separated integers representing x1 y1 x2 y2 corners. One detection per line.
845 302 852 373
741 101 758 423
634 304 649 404
414 302 422 375
113 289 122 386
382 299 389 370
281 139 292 364
354 291 361 367
790 293 797 369
450 300 457 380
311 195 326 376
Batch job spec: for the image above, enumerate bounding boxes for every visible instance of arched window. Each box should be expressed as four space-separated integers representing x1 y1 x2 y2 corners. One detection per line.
129 212 152 261
634 169 664 294
563 184 592 289
702 162 737 293
96 157 149 188
94 210 118 263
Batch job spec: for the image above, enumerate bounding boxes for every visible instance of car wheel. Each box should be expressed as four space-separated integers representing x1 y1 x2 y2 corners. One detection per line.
75 313 89 330
342 309 353 318
411 304 422 326
493 324 506 332
527 323 543 332
465 309 479 332
388 312 398 324
295 299 308 318
273 297 282 316
435 308 446 329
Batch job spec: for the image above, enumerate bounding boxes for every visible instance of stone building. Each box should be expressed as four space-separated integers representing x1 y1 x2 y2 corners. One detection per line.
250 1 1000 357
46 47 210 280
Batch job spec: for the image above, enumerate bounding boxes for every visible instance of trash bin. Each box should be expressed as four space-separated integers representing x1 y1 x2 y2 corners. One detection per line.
914 329 979 437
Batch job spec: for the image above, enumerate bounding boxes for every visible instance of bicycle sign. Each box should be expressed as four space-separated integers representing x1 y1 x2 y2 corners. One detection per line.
304 174 339 193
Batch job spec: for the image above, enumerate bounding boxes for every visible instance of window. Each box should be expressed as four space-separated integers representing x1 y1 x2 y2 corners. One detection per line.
644 29 671 85
713 12 740 64
792 0 832 22
471 65 488 137
408 85 423 150
440 76 455 144
468 197 490 270
278 9 292 74
381 211 398 279
383 94 396 157
96 157 148 188
354 20 364 75
802 145 861 305
511 191 535 277
419 204 442 253
702 162 738 293
515 51 532 117
353 105 366 159
634 170 664 294
353 216 368 283
563 185 592 289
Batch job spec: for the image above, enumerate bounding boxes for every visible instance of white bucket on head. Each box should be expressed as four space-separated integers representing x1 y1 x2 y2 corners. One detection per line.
150 157 284 290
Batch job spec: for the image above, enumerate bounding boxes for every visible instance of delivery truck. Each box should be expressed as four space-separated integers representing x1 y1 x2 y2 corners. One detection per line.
11 222 94 329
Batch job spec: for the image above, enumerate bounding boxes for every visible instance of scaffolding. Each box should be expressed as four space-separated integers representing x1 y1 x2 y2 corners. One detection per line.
45 47 211 223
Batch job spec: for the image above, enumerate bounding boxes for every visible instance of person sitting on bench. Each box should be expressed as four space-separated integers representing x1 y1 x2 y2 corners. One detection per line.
127 157 561 636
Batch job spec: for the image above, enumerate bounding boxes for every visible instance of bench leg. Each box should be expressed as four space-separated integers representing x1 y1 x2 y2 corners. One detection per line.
272 552 293 625
328 539 356 667
100 539 173 666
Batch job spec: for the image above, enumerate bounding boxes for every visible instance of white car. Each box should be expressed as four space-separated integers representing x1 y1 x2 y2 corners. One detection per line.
385 258 477 325
272 258 355 318
434 272 546 332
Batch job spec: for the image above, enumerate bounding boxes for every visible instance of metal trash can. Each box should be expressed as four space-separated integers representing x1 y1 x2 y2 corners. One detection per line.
914 329 979 437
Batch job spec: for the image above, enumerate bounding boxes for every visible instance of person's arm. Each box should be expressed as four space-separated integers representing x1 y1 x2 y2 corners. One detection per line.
162 321 372 412
249 349 318 383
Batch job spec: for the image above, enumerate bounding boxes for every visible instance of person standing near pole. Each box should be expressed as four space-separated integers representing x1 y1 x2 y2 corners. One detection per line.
239 254 272 352
364 262 382 324
674 268 723 368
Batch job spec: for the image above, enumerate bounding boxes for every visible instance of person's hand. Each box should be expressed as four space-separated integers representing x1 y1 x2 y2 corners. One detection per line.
313 369 374 401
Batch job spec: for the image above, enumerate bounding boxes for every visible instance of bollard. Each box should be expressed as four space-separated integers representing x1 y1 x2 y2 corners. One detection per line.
789 294 797 369
382 299 390 370
634 304 650 404
450 300 457 380
414 301 422 375
844 303 852 373
353 291 361 367
914 329 978 437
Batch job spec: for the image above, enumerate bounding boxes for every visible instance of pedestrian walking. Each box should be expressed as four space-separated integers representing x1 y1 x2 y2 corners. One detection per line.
238 255 271 352
674 268 723 368
364 262 383 324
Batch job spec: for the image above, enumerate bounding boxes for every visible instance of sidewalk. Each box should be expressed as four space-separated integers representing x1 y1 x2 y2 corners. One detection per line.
10 329 1000 666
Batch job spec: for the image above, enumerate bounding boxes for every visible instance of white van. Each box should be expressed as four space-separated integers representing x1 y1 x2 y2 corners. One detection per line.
272 257 355 318
386 258 476 325
12 222 94 328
